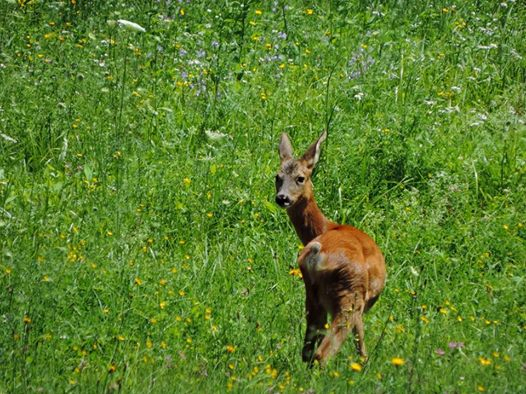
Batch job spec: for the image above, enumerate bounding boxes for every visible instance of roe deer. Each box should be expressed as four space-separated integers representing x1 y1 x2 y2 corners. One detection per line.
275 131 386 365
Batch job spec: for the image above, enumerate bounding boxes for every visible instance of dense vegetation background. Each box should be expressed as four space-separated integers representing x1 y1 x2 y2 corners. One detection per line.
0 0 524 392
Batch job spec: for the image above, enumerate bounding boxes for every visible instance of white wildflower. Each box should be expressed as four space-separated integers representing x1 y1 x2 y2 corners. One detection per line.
1 133 17 144
117 19 146 33
205 130 228 141
354 92 365 101
477 43 497 50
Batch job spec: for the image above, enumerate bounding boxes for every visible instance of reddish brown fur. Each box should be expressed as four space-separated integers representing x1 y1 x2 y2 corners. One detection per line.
276 132 386 365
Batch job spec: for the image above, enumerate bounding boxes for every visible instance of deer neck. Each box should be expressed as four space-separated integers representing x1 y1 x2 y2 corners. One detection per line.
287 195 330 246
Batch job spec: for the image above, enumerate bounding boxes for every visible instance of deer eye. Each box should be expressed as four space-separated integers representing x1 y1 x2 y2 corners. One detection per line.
275 174 283 183
296 176 305 184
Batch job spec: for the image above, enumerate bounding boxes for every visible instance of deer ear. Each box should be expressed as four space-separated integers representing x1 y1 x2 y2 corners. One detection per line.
302 131 327 169
279 133 294 162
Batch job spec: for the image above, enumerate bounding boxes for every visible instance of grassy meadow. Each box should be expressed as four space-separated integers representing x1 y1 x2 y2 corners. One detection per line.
1 0 525 392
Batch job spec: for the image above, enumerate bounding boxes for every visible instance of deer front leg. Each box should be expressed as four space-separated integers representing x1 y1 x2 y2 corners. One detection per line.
302 290 327 364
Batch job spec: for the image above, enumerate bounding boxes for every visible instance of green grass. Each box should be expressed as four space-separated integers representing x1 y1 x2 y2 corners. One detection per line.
0 1 525 392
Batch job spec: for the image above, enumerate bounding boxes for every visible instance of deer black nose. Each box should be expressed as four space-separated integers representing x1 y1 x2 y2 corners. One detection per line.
275 194 291 207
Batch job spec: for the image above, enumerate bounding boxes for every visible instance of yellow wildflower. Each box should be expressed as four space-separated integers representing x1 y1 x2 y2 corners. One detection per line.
350 362 362 372
391 357 405 366
288 268 302 278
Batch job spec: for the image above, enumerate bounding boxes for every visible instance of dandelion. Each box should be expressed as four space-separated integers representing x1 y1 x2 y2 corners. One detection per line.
288 268 302 278
391 357 405 366
183 177 191 186
395 324 405 333
23 315 32 324
116 335 125 341
134 277 143 285
108 363 117 373
265 364 278 379
226 344 236 353
305 9 314 15
255 9 262 15
159 301 167 309
479 356 491 366
146 338 153 349
117 19 146 33
477 385 486 392
350 362 362 372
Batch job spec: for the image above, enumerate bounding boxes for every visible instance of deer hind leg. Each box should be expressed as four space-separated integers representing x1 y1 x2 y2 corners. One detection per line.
313 308 352 364
352 307 367 358
314 292 366 364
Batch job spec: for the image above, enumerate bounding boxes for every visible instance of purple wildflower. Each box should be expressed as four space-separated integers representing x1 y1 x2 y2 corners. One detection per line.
448 341 464 350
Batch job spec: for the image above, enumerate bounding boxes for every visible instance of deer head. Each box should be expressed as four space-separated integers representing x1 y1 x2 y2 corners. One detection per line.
275 131 327 208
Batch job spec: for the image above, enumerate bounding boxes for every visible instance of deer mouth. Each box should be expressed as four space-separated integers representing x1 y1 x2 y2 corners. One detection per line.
275 195 293 208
